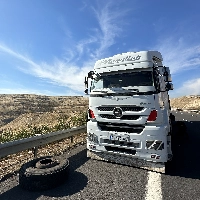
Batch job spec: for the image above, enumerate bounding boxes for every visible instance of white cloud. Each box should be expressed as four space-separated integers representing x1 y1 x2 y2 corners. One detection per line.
156 37 200 74
0 1 128 95
75 36 97 59
0 88 44 95
170 78 200 98
154 36 200 97
79 1 88 11
18 60 89 92
0 86 79 96
0 43 93 93
0 44 38 68
92 1 129 59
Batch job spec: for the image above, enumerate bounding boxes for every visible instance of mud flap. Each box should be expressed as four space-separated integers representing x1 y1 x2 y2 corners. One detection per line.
87 150 165 173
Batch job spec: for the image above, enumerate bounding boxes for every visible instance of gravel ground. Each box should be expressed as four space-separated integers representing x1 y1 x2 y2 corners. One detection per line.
1 111 200 200
0 144 148 200
0 132 86 180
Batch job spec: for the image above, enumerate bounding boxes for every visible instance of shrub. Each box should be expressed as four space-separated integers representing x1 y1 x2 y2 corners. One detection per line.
0 111 87 143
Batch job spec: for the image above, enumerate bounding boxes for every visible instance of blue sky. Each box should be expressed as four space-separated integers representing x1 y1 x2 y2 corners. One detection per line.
0 0 200 97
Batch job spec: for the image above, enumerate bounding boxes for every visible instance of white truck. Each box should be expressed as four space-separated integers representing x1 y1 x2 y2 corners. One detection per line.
84 51 174 173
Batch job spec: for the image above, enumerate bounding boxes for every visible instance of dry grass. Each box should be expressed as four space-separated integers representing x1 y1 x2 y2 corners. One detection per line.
0 132 86 180
1 94 199 180
0 95 88 143
0 94 88 180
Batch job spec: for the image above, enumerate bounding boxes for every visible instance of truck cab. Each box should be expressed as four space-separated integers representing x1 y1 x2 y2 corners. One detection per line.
84 51 173 173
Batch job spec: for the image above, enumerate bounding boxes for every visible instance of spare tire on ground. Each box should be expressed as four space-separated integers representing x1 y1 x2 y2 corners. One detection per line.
19 156 69 191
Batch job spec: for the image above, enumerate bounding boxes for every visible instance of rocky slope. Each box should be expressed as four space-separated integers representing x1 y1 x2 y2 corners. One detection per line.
0 94 89 132
0 94 199 132
170 95 200 110
0 94 199 179
0 94 88 179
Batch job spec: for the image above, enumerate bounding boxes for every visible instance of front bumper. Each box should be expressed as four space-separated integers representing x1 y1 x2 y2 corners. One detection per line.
87 150 165 173
87 121 169 163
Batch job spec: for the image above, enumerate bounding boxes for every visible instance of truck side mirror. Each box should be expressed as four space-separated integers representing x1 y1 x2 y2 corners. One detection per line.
153 67 161 92
164 67 172 82
84 88 89 95
166 82 173 91
84 76 89 94
84 77 88 88
88 71 94 79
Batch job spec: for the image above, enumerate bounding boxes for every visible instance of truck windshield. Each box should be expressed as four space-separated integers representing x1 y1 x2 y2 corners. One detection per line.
92 71 153 89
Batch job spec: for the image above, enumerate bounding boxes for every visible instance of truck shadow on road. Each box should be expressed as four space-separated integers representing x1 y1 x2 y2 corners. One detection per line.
0 147 89 200
165 121 200 179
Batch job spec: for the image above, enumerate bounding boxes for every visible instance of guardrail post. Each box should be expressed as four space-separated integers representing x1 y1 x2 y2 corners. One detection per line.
33 147 38 158
71 136 73 143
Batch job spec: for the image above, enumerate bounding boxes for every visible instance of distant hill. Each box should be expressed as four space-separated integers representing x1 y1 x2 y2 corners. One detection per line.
0 94 199 132
0 94 89 132
170 95 200 110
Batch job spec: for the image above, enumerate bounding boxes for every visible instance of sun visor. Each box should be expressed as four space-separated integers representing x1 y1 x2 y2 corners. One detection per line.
94 51 162 70
94 61 154 74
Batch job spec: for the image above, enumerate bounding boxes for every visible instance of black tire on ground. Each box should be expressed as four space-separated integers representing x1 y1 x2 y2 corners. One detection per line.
19 156 69 191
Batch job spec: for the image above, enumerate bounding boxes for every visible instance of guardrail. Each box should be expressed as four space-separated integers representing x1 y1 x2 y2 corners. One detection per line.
172 108 199 113
0 125 86 159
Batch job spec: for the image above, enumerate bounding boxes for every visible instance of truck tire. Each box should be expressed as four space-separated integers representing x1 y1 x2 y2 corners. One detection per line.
170 113 175 122
19 156 69 191
176 121 188 137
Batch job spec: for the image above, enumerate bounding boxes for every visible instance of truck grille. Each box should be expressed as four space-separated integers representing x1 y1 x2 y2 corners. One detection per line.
98 106 143 112
121 115 140 120
98 122 144 133
105 146 136 155
99 114 139 120
100 139 140 148
99 114 116 119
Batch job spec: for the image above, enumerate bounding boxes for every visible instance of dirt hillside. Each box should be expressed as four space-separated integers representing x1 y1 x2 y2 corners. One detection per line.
0 94 199 132
0 94 89 132
170 95 200 110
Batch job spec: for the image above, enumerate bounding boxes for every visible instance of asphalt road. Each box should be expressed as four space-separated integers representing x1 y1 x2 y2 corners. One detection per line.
0 111 200 200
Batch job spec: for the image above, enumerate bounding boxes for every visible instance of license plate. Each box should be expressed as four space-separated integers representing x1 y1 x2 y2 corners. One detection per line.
109 133 130 142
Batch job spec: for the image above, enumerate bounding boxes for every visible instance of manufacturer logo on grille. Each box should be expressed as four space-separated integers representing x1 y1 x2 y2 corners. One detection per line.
113 107 123 118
